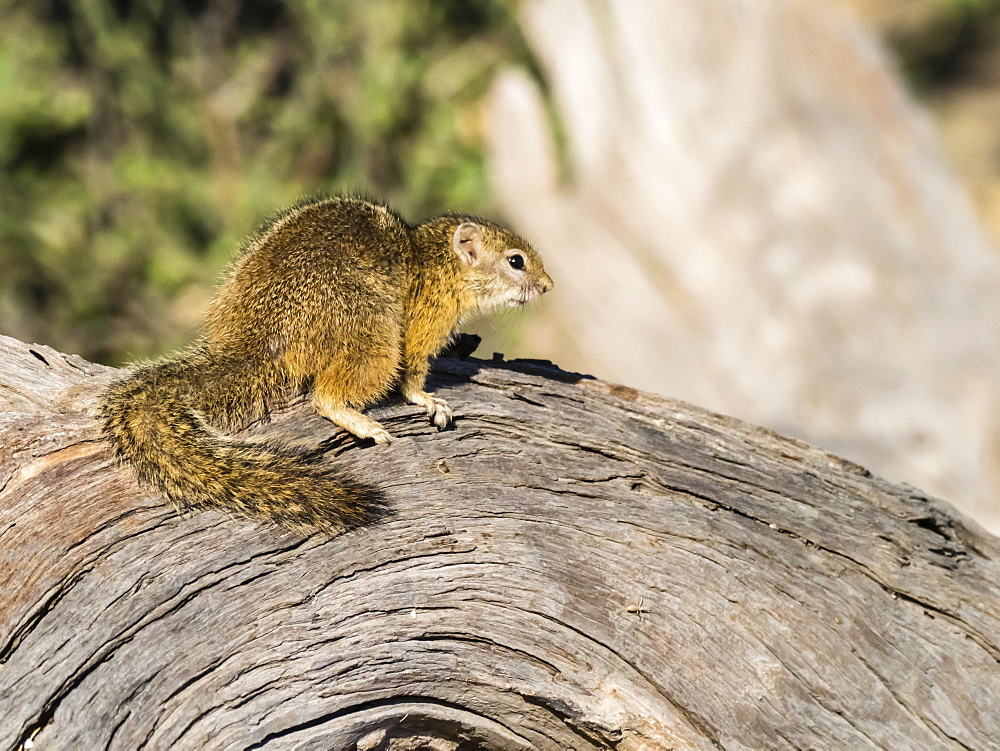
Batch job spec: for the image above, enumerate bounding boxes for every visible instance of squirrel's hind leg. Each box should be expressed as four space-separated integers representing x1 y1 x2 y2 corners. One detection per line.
313 397 393 444
312 356 398 444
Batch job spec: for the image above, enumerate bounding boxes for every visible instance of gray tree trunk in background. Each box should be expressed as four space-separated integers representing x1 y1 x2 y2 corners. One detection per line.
2 334 999 749
486 0 1000 532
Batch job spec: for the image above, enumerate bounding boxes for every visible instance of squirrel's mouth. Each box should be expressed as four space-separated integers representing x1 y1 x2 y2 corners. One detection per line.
510 287 546 307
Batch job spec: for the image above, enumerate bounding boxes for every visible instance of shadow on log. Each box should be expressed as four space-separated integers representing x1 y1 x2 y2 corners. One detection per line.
1 333 998 749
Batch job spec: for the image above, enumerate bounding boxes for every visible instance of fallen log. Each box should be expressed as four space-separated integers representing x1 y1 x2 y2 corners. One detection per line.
0 334 997 749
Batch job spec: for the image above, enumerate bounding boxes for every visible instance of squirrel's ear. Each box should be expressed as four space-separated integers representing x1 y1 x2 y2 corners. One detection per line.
453 222 482 266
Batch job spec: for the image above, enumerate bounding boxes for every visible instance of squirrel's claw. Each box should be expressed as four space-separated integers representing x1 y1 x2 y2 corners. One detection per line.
430 399 453 429
405 390 453 430
369 427 394 444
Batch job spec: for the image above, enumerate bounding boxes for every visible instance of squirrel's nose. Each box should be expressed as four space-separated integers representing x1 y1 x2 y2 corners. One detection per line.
538 273 554 294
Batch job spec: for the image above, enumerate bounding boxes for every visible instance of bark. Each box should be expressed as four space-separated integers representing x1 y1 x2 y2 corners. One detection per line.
1 333 998 750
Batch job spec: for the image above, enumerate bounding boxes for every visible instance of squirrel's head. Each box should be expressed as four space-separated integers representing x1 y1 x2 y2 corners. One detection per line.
451 221 553 311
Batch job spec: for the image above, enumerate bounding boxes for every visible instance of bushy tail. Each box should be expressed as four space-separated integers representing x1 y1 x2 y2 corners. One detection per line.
101 356 382 534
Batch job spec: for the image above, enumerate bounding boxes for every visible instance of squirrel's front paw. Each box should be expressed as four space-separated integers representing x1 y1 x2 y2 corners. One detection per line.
406 391 453 430
429 398 453 429
368 427 394 444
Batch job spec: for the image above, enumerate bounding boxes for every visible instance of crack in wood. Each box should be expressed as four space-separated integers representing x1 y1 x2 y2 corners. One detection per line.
241 696 536 750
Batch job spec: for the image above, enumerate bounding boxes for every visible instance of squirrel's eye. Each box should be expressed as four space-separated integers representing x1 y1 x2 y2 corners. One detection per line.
508 253 525 270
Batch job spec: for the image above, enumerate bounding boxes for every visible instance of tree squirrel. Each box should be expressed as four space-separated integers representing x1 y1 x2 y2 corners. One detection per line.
101 196 553 533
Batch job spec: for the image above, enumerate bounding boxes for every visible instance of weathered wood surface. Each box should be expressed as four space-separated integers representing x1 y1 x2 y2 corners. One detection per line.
1 332 998 750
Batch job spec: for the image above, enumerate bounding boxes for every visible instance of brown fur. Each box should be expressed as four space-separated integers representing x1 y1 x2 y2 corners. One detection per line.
101 196 552 533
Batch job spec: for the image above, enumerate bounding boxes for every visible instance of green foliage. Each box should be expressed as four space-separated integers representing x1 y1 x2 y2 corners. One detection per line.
0 0 534 363
891 0 1000 92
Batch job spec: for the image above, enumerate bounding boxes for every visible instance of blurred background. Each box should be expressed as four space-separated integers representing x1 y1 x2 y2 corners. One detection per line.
1 0 999 531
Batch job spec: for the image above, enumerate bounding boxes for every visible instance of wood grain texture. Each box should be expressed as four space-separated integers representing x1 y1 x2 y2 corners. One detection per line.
1 333 998 750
